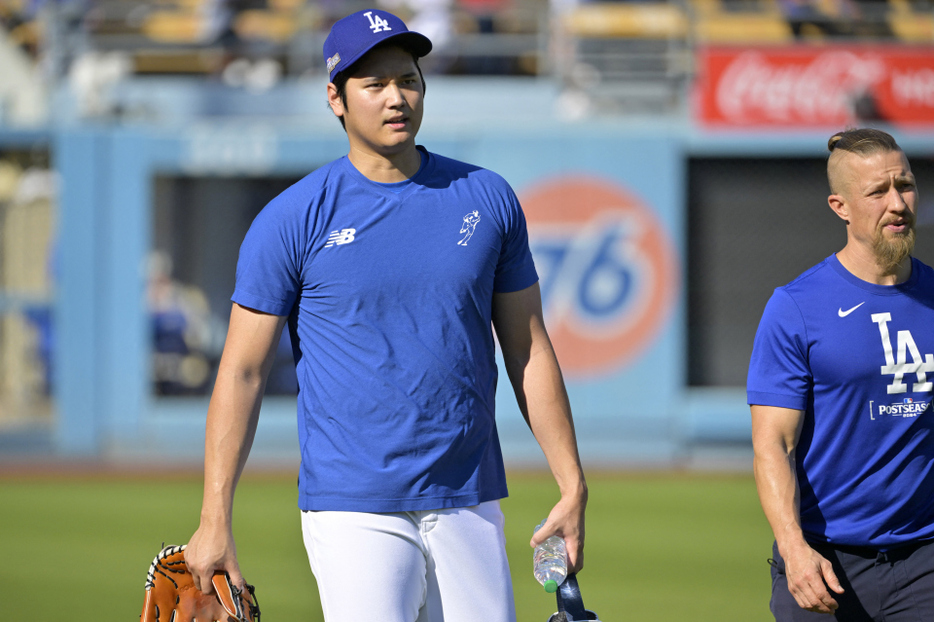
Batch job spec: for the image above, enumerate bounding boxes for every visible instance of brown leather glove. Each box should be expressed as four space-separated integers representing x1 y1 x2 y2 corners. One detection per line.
140 545 260 622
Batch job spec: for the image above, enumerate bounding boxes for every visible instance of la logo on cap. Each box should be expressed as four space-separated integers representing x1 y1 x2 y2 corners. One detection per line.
364 11 392 34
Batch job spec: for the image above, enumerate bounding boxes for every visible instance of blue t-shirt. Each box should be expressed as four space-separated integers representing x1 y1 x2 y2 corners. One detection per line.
748 254 934 548
232 147 539 512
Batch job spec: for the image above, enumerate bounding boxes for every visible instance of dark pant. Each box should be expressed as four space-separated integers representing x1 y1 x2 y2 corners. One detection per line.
769 539 934 621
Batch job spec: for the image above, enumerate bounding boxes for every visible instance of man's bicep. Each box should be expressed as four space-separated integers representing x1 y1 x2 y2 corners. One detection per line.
491 283 546 358
751 405 805 455
221 303 288 372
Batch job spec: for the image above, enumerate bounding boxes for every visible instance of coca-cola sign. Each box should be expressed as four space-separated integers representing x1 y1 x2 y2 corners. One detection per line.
695 46 934 127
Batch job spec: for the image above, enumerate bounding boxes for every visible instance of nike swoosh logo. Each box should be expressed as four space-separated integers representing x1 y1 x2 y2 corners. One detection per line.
838 302 865 317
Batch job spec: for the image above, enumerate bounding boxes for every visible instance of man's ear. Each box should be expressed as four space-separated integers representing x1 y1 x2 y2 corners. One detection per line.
327 83 344 118
828 194 850 225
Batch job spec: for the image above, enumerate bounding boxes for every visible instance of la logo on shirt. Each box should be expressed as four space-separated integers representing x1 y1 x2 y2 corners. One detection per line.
872 312 934 395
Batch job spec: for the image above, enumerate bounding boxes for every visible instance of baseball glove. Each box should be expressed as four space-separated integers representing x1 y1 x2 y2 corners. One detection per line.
140 544 260 622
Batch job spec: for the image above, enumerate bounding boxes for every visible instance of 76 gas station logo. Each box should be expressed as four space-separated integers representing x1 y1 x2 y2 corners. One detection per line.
522 176 678 376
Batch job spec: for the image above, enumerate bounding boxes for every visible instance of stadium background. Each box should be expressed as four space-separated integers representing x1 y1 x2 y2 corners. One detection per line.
1 0 934 619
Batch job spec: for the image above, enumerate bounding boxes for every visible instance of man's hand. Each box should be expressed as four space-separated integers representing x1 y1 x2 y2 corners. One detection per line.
781 541 845 614
530 490 587 573
184 521 244 596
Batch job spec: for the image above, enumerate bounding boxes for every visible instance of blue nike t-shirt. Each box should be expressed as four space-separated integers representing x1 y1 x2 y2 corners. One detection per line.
232 147 539 512
748 254 934 548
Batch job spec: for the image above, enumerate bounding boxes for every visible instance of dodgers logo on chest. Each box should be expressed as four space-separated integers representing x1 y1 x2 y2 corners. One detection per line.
867 312 934 420
872 312 934 394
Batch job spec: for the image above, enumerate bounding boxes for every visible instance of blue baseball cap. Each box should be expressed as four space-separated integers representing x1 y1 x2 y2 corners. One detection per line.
324 9 432 81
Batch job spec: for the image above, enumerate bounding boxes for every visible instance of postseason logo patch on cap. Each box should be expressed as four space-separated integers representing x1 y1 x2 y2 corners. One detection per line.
326 52 341 75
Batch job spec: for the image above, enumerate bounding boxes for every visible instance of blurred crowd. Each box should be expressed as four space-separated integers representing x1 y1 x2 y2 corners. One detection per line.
0 0 926 88
779 0 894 38
0 0 550 81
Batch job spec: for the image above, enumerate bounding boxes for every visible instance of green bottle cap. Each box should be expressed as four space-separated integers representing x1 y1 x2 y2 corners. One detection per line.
544 579 558 593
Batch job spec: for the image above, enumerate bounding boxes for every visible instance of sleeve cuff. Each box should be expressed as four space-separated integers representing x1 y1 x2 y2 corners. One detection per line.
231 290 293 317
747 390 807 411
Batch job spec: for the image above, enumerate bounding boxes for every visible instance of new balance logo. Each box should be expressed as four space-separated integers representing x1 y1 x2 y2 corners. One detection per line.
325 228 356 248
364 11 391 34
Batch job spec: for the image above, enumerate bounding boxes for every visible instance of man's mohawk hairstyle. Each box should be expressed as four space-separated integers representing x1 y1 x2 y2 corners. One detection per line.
828 128 901 156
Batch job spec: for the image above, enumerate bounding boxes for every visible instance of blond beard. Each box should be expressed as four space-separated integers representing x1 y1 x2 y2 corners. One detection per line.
873 226 916 272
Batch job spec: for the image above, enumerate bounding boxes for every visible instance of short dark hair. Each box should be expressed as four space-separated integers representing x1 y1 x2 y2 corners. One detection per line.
329 45 426 131
828 128 901 156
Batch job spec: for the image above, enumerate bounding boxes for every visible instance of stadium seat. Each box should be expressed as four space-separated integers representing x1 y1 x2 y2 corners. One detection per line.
233 9 299 44
565 3 690 39
556 2 691 114
141 12 207 44
888 0 934 41
132 49 223 74
690 0 794 42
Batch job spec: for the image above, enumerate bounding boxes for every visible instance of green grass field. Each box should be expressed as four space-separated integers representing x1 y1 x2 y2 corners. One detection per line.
0 470 775 621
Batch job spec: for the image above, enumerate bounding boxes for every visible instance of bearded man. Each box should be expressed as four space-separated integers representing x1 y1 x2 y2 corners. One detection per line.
748 127 934 621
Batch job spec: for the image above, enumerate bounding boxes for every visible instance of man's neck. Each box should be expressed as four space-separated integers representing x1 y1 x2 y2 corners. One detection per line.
836 245 912 286
347 145 421 183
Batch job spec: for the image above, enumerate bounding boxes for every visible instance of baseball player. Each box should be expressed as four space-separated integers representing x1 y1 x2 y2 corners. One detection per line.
183 8 587 622
748 128 934 620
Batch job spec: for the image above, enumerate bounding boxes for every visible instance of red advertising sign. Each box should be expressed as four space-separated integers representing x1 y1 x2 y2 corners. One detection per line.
694 45 934 127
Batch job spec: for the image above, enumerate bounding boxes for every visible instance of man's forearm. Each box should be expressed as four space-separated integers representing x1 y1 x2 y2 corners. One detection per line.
751 405 809 552
187 362 271 593
512 344 587 570
198 305 285 523
200 368 267 524
509 344 586 496
754 448 809 553
751 406 844 612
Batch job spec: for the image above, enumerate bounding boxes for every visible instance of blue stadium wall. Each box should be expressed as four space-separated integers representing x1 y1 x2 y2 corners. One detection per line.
5 80 933 467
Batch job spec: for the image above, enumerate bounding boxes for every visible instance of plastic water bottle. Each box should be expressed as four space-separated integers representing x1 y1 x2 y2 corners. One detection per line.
532 519 567 593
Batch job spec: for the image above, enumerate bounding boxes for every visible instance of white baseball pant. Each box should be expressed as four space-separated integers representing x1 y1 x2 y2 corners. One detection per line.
301 500 517 622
